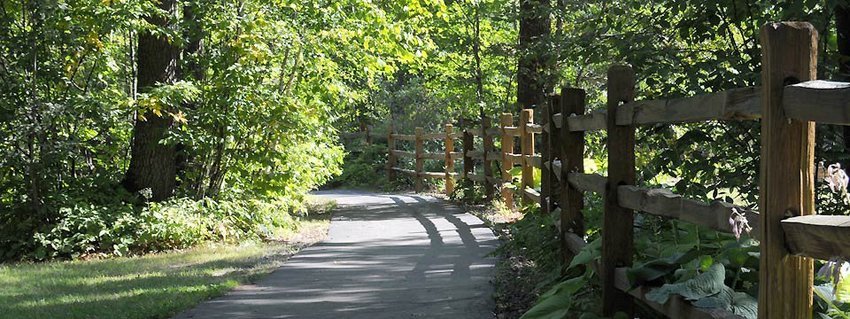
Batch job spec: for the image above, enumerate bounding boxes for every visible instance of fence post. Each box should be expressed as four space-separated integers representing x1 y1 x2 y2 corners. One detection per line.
415 127 424 193
445 124 455 196
500 114 515 208
560 88 586 263
758 22 817 319
463 121 474 182
541 101 554 214
519 109 534 205
387 124 396 183
483 117 495 200
365 126 372 145
601 65 635 316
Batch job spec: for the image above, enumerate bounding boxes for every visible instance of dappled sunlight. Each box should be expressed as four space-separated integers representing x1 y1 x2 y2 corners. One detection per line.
0 243 302 319
174 192 497 319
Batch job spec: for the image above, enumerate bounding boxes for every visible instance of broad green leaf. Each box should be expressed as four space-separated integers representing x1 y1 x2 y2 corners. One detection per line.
646 263 726 304
569 237 601 270
692 286 757 319
627 249 700 288
520 276 586 319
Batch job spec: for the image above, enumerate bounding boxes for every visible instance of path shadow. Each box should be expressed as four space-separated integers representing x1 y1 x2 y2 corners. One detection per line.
173 192 498 319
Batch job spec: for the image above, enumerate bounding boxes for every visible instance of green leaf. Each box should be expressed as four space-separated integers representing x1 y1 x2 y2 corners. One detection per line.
627 249 700 288
837 274 850 303
520 276 586 319
697 255 714 272
691 287 732 309
569 237 601 270
646 263 726 304
729 291 758 319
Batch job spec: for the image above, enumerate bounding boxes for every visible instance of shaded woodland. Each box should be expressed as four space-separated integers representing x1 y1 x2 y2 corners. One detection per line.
4 0 850 318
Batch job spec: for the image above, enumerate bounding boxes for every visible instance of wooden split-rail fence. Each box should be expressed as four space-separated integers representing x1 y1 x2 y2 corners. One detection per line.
383 111 545 209
344 22 850 319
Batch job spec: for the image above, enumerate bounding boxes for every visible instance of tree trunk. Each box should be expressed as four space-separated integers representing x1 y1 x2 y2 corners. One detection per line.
838 6 850 161
183 3 204 82
838 5 850 80
473 3 484 112
180 1 204 194
122 0 180 201
516 0 551 111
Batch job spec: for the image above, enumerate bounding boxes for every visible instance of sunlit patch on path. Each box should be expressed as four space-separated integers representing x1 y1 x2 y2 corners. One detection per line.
173 190 498 319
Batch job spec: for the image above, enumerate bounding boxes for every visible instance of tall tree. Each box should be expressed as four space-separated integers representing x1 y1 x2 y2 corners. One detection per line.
180 1 203 196
122 0 180 201
838 5 850 81
516 0 551 111
837 4 850 163
471 2 484 112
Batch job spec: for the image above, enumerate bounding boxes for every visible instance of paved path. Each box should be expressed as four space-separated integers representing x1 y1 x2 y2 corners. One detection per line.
173 190 498 319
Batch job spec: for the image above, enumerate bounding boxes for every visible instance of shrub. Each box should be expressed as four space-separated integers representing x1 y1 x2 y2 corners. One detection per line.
329 143 388 188
31 204 139 260
450 179 486 204
18 195 303 261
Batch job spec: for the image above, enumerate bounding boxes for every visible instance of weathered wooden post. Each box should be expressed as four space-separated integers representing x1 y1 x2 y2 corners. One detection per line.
414 127 424 193
560 88 586 263
462 120 474 182
601 65 635 316
445 124 455 196
500 113 515 208
365 125 372 145
758 22 817 319
540 102 553 214
483 117 495 200
387 124 396 183
519 109 534 205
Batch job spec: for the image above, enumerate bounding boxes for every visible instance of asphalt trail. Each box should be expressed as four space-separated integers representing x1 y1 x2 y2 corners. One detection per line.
173 190 498 319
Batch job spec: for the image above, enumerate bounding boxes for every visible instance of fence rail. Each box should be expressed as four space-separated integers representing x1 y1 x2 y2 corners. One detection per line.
550 22 846 319
348 21 850 319
385 111 546 199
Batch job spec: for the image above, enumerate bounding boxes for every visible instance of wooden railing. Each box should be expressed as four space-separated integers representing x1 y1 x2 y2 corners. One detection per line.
385 115 547 201
362 21 850 319
387 125 461 193
549 22 850 319
340 127 375 144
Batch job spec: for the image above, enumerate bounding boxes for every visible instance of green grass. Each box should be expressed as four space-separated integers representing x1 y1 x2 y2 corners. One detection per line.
0 242 301 319
0 197 335 319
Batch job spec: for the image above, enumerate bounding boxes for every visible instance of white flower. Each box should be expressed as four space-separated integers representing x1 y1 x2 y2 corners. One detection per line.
139 188 153 200
728 208 752 240
818 162 850 204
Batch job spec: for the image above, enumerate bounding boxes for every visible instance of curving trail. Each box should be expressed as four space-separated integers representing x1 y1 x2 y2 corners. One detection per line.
173 190 498 319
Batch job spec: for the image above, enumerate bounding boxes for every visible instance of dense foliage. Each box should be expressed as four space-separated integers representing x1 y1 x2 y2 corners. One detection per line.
338 0 850 318
6 0 850 317
0 0 429 261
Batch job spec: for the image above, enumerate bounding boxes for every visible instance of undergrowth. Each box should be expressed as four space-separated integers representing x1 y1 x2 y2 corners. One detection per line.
328 143 389 189
2 194 336 262
467 190 850 319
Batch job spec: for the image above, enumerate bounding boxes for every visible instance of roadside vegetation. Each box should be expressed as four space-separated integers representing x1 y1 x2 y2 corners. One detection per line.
2 243 303 319
0 199 335 319
332 0 850 317
7 0 850 318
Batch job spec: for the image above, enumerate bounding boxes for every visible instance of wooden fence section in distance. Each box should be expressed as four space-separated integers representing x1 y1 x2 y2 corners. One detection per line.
387 125 461 194
373 20 850 319
385 112 548 206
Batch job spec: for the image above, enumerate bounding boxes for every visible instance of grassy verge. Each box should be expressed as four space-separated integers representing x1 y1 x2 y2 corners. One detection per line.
0 199 333 319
